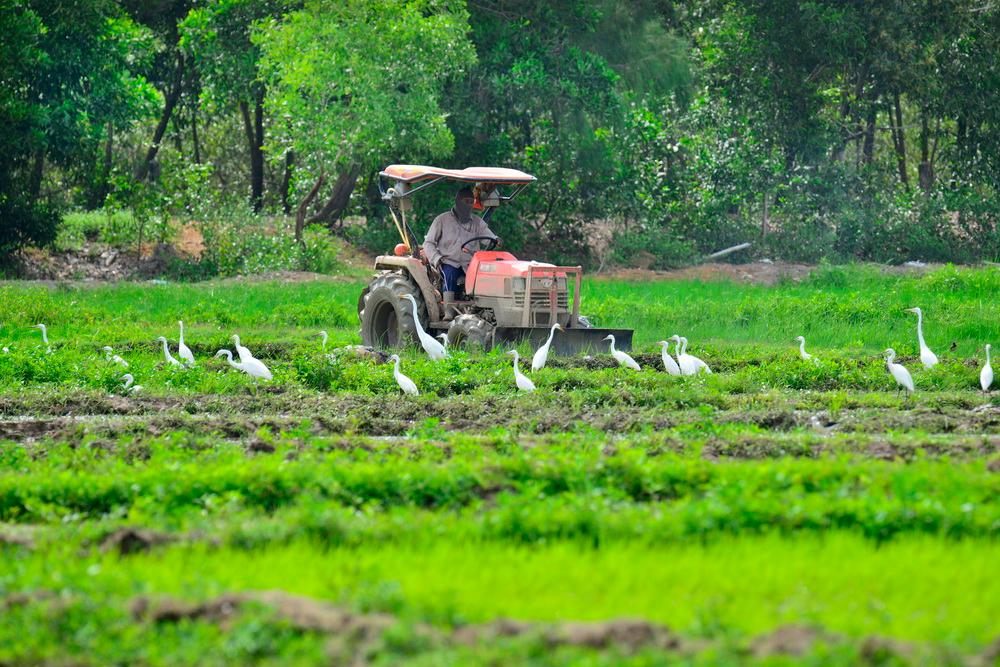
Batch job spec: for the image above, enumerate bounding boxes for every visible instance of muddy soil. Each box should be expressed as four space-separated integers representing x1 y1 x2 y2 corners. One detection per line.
3 395 998 461
598 260 939 286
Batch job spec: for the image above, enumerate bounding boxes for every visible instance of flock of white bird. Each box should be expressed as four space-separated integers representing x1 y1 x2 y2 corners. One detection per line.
12 304 994 398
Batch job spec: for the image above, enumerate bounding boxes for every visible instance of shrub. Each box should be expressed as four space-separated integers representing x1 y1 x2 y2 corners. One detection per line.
608 227 698 270
0 196 60 260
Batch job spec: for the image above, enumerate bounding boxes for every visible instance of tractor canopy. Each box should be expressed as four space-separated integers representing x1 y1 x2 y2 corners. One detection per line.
379 164 535 209
380 164 536 185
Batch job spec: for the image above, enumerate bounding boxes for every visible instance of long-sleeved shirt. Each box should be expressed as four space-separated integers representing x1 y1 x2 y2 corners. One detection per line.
422 209 497 271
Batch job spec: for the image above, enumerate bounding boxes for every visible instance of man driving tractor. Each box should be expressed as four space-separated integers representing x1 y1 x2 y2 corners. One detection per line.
422 186 499 319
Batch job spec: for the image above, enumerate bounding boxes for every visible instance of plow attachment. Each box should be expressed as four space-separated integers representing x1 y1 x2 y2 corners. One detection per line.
494 326 634 355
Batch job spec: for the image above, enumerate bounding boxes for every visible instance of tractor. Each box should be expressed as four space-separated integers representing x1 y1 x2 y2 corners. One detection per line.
358 164 633 354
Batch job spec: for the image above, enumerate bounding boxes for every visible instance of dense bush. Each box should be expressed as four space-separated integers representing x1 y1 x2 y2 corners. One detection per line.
0 196 60 260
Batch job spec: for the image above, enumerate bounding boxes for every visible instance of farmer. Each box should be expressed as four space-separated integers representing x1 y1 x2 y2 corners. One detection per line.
422 186 499 319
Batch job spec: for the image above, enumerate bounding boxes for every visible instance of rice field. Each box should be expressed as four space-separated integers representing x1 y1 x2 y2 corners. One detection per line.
1 264 998 665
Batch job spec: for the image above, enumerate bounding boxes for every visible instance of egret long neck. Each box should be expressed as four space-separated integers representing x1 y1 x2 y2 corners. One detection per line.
409 299 424 334
915 311 928 349
545 325 557 347
680 338 687 355
799 339 807 356
987 347 992 366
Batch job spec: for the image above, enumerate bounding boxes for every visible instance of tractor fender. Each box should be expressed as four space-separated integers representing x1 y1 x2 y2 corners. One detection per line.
373 255 441 323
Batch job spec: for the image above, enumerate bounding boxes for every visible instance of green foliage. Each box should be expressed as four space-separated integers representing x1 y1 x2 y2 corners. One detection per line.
0 196 59 258
257 0 476 186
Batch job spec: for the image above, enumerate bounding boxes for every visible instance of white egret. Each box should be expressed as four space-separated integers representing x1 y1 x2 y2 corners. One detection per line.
603 334 640 370
231 334 254 363
401 294 447 360
436 333 449 349
885 348 914 393
389 354 419 396
507 350 536 392
981 344 993 392
156 336 183 366
531 323 563 371
33 324 52 354
656 340 681 376
904 307 938 368
215 349 272 381
120 373 142 395
177 321 195 366
668 335 695 375
795 336 812 360
102 346 129 368
318 330 328 350
681 337 712 374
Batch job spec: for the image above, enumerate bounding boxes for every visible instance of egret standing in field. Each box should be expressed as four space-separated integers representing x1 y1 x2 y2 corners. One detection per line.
681 337 712 374
981 344 993 392
120 373 142 395
905 307 938 368
389 354 419 396
102 346 129 368
507 349 536 392
656 340 681 376
531 323 563 371
177 321 195 366
231 334 254 363
795 336 813 360
33 324 52 354
401 294 447 360
884 348 915 394
668 335 694 375
318 330 328 351
603 334 640 370
215 349 272 381
156 336 183 367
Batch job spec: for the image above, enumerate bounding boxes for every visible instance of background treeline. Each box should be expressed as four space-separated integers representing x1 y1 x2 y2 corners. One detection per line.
3 0 1000 274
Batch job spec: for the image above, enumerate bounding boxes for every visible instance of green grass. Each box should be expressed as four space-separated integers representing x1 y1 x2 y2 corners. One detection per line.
1 264 998 664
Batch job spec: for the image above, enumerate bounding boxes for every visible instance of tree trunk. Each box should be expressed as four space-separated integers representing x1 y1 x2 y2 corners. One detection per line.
889 92 909 188
240 91 266 212
170 115 183 153
98 122 114 205
306 164 360 227
191 107 201 164
761 192 770 237
280 150 294 214
861 104 876 166
918 110 934 192
295 170 326 245
134 53 185 182
28 148 45 204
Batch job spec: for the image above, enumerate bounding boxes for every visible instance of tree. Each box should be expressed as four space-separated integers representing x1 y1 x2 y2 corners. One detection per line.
443 1 691 262
256 0 476 237
181 0 290 211
0 0 155 258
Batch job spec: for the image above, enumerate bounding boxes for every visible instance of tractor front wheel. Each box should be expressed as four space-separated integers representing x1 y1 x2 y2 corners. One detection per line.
359 272 426 349
447 314 495 351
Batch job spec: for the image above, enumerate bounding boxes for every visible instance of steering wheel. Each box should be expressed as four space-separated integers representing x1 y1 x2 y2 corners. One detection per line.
461 236 499 253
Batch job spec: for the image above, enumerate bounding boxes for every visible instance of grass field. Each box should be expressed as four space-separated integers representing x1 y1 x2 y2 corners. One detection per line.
1 264 999 665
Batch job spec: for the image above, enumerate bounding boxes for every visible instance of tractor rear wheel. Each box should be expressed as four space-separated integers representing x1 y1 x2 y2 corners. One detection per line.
359 272 426 349
447 314 495 350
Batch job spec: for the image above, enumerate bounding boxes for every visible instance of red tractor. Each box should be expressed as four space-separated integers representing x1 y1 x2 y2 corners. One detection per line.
358 164 633 354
